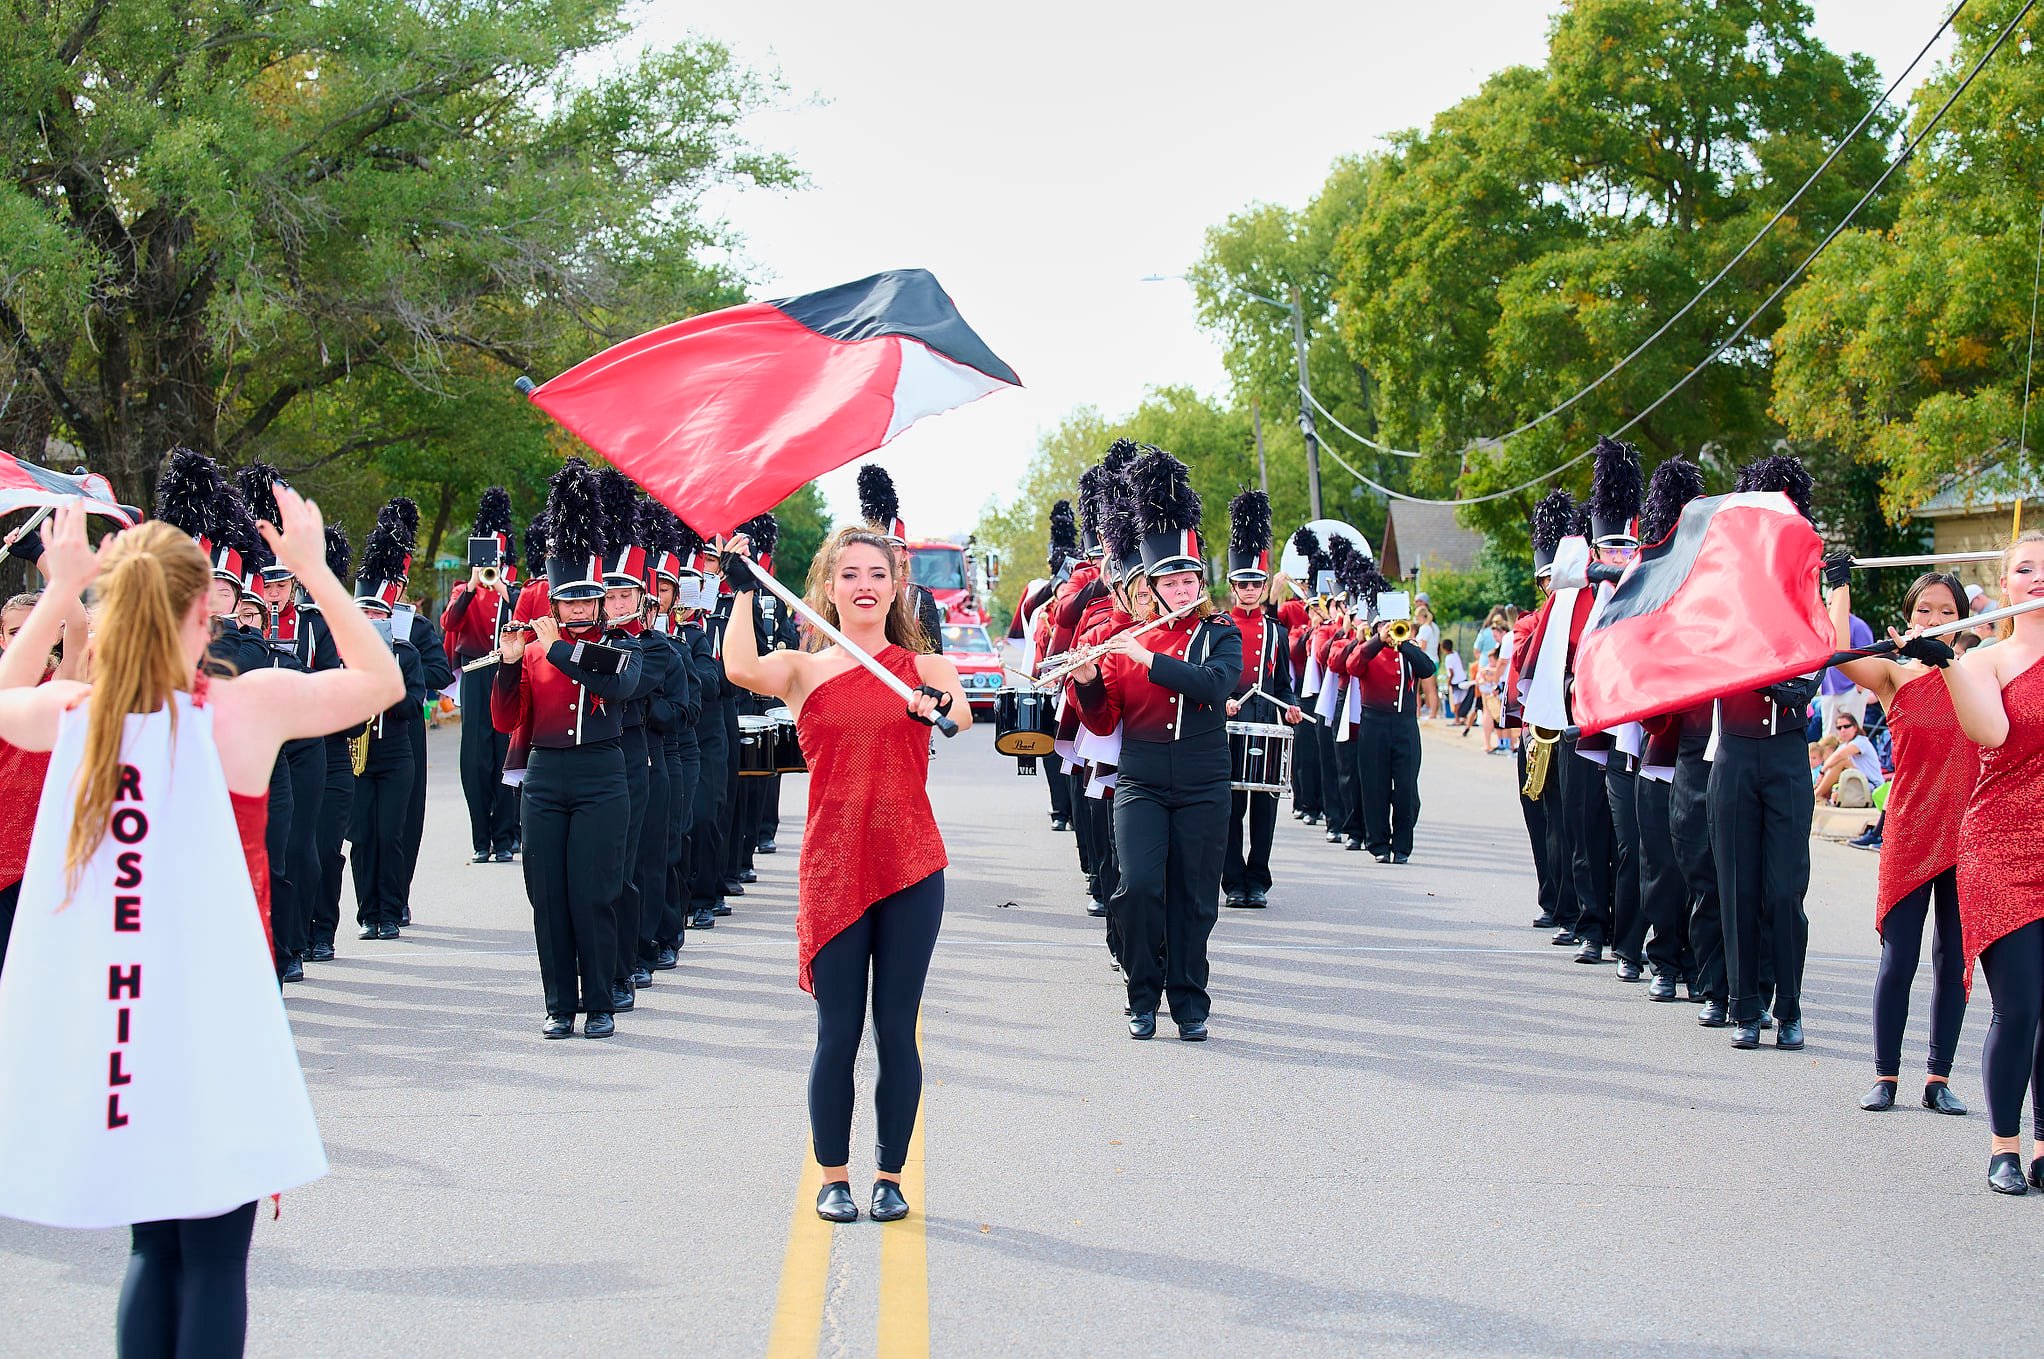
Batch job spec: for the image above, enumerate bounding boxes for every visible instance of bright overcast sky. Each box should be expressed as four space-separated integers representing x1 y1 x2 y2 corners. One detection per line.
648 1 1953 539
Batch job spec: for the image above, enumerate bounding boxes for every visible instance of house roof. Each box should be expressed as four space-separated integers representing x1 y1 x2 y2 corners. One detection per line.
1380 500 1484 578
1914 464 2044 519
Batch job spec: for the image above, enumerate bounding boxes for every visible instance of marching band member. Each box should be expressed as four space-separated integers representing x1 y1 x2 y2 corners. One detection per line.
1033 499 1082 832
1339 564 1435 864
1579 439 1643 971
492 460 644 1039
311 523 358 963
347 505 428 942
684 536 735 932
665 524 722 939
441 487 520 864
1221 491 1300 906
1278 529 1328 826
1507 499 1569 934
378 499 454 927
719 513 781 900
1711 455 1821 1051
1519 490 1600 960
722 526 967 1225
1823 563 1973 1114
636 499 699 974
1074 498 1148 937
0 489 400 1356
1068 448 1241 1042
1945 530 2044 1193
1318 548 1372 851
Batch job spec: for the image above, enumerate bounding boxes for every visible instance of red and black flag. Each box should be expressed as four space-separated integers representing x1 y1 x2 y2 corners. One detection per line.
1572 491 1832 733
520 269 1020 538
0 451 137 526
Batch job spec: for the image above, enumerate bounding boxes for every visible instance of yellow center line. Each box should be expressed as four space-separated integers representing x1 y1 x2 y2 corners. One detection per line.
876 1011 930 1357
764 1151 832 1359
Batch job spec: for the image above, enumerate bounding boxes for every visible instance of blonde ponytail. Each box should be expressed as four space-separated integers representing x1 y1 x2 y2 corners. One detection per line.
65 524 209 892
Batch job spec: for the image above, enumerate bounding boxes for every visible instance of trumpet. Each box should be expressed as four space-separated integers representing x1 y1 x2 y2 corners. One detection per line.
1381 618 1414 645
1034 600 1201 684
477 564 502 588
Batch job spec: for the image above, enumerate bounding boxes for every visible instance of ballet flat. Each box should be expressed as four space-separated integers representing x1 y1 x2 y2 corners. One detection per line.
871 1181 910 1223
817 1182 859 1223
1989 1152 2027 1195
1923 1083 1968 1116
1860 1081 1897 1112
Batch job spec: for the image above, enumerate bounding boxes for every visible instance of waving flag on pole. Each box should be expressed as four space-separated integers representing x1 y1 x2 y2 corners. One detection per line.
520 269 1021 538
1571 492 1832 733
0 452 138 526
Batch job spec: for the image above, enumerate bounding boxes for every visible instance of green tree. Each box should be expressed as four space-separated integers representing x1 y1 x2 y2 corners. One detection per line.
769 482 831 593
0 0 794 528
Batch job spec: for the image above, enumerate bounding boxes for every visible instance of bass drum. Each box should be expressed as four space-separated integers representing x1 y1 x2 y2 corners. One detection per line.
766 705 806 774
736 713 777 778
1227 721 1294 794
993 688 1056 758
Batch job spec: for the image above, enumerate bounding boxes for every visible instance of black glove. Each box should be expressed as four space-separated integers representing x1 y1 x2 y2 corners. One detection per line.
1898 634 1956 668
719 549 761 593
1821 552 1853 591
1760 675 1820 709
1586 561 1626 585
905 684 953 727
4 525 43 566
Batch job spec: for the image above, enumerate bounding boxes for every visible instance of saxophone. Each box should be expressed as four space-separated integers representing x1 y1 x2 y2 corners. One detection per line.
349 719 373 776
1521 726 1559 800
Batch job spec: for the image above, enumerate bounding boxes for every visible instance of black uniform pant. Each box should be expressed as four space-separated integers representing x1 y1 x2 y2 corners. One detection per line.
118 1200 257 1359
281 738 323 964
1564 753 1615 947
1977 919 2044 1140
349 728 416 928
314 736 353 948
1111 738 1230 1024
265 751 293 970
1045 753 1074 821
524 742 628 1015
613 725 651 988
1358 710 1421 858
1710 731 1811 1026
1636 775 1691 979
1070 756 1099 882
0 879 19 980
760 771 783 846
458 667 517 855
1222 790 1278 896
1875 868 1967 1079
1606 762 1645 963
631 732 669 966
688 706 732 911
1671 754 1722 998
726 768 764 877
1292 712 1324 818
400 713 429 903
1515 737 1561 923
664 739 699 947
1543 736 1580 934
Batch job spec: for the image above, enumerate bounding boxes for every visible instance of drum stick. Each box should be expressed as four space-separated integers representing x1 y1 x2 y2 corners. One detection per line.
735 553 959 738
1245 683 1311 720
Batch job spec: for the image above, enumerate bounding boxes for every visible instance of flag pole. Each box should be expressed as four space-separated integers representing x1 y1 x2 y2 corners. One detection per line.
735 555 960 738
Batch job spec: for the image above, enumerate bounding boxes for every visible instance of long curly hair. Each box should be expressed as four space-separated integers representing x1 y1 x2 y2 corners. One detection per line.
800 528 932 654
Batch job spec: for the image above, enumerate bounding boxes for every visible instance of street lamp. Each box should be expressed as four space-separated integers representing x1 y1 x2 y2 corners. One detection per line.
1143 275 1324 519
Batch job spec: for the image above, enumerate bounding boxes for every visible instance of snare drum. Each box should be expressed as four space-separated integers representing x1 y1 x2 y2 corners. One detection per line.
1227 720 1294 794
736 713 777 777
993 688 1057 758
766 705 806 774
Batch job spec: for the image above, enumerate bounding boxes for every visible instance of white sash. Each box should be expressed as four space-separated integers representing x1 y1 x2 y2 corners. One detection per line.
0 695 326 1228
1524 588 1580 730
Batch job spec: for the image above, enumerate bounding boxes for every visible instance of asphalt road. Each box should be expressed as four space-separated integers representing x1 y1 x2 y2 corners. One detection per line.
2 716 2034 1357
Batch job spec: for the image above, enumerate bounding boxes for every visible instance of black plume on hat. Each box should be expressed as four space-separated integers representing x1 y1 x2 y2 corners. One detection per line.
1077 463 1109 538
357 516 410 591
524 509 550 578
1228 489 1271 556
1048 498 1079 566
154 447 224 539
323 523 352 582
1130 446 1198 535
211 482 264 565
673 515 704 562
856 464 900 530
545 459 606 567
388 496 420 550
1291 526 1321 560
236 462 284 529
1639 458 1706 544
596 466 640 549
1336 547 1372 600
473 485 515 538
1530 488 1576 558
1735 452 1814 521
1327 534 1356 574
739 511 779 559
1588 435 1644 541
637 498 680 559
1099 498 1140 567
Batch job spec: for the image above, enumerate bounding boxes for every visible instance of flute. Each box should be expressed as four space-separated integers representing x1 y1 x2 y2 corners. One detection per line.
1034 601 1201 684
459 623 537 672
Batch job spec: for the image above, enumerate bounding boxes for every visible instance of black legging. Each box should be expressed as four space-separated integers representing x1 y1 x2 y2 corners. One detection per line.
1977 919 2044 1141
117 1200 258 1359
808 871 944 1174
1873 868 1967 1079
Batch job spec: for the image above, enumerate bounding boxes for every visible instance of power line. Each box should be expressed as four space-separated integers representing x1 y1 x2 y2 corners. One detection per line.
1313 0 2033 510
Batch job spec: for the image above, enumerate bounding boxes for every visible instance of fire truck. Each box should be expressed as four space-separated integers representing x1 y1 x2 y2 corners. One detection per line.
906 537 997 629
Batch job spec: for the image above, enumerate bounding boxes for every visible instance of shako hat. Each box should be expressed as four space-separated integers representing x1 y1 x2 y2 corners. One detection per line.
857 464 907 546
1530 489 1576 579
596 466 648 590
542 458 607 601
1226 488 1273 582
1639 458 1706 546
1130 445 1202 578
1587 435 1643 546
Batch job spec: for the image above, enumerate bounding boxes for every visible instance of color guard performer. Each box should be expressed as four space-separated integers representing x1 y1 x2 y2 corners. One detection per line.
1220 490 1301 906
1068 447 1241 1042
442 487 520 864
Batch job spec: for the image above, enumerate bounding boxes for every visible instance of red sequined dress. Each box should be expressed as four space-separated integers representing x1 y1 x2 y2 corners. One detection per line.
794 645 946 993
0 739 50 892
1957 656 2044 988
1876 670 1979 936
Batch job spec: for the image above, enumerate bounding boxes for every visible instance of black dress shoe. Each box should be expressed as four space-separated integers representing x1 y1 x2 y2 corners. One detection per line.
376 922 400 941
737 867 757 884
1128 1011 1156 1040
306 942 335 963
1292 809 1306 820
1574 940 1605 964
870 1181 910 1222
1086 898 1108 917
631 966 653 988
1177 1020 1208 1042
1050 816 1070 832
712 901 733 916
1860 1080 1898 1111
1647 974 1678 1001
1223 893 1249 909
1757 1008 1774 1031
1697 999 1728 1027
1533 913 1556 929
1731 1022 1761 1050
1615 958 1643 982
1774 1018 1804 1050
1551 928 1578 947
611 984 635 1012
1324 830 1341 843
583 1012 615 1039
652 947 680 970
1684 980 1704 1003
816 1182 859 1223
1304 814 1321 825
400 908 412 927
721 880 746 897
1345 838 1364 852
756 839 778 855
281 958 305 984
358 922 377 940
2029 1157 2044 1191
1392 853 1410 864
690 908 716 929
542 1014 574 1039
1990 1152 2028 1195
471 850 490 864
492 850 514 863
1924 1082 1968 1115
1245 890 1268 908
1372 851 1391 864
